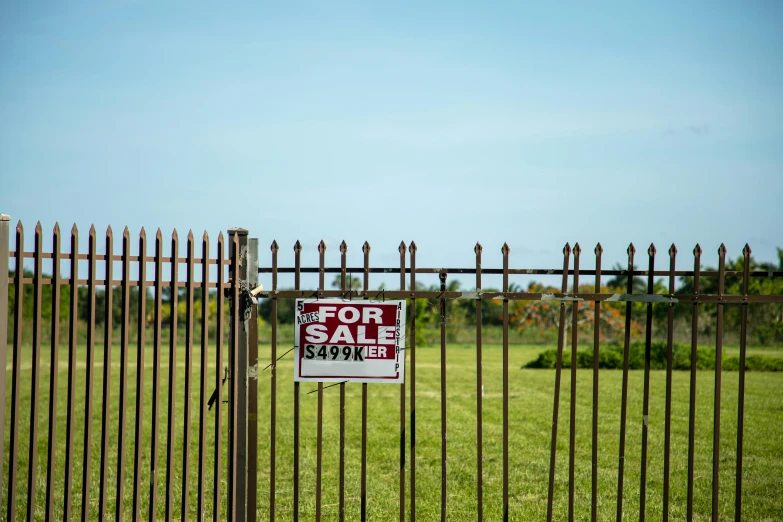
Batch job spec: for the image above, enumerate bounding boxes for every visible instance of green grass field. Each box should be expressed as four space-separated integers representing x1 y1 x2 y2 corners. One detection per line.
3 335 783 521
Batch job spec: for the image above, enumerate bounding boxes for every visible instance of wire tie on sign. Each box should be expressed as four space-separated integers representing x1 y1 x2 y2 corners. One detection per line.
263 346 295 372
307 380 348 395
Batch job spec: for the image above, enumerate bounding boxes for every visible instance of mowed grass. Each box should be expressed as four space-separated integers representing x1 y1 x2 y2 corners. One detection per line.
4 336 783 521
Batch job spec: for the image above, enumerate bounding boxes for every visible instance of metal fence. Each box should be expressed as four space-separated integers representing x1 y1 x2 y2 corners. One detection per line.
254 238 783 522
2 215 783 521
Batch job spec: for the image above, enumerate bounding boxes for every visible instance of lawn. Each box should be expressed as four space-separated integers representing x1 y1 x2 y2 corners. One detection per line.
3 336 783 521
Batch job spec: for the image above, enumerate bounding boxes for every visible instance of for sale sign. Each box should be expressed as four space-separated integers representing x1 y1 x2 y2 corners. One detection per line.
294 299 406 384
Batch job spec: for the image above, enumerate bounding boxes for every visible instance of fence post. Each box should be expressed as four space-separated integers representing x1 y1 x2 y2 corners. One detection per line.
228 227 251 522
0 213 9 510
247 238 259 522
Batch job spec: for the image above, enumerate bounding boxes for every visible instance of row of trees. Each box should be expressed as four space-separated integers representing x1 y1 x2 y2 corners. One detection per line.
7 248 783 345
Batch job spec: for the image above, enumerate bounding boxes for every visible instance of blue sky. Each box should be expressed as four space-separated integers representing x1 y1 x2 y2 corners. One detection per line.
1 2 782 289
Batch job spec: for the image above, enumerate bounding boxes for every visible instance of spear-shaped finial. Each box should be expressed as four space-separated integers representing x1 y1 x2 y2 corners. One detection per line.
398 241 406 254
340 240 347 253
594 242 603 255
294 240 302 253
362 241 370 254
627 243 636 257
501 242 510 255
271 240 279 252
318 240 326 253
564 242 571 255
718 243 727 256
648 243 656 257
408 241 417 254
693 243 702 257
474 242 483 254
669 243 677 257
573 242 582 255
743 243 751 257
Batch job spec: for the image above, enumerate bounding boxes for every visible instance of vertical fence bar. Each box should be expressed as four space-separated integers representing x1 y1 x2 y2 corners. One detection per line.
361 241 370 522
639 244 655 522
440 270 448 522
197 232 210 521
293 240 302 522
6 221 23 522
63 224 79 522
475 242 483 522
501 243 510 522
546 243 571 522
399 241 407 522
316 239 326 522
26 223 44 522
712 244 727 521
166 230 180 522
213 232 225 522
408 241 417 522
248 238 259 522
150 230 163 522
0 215 8 513
663 244 676 522
228 232 238 522
687 244 701 522
81 226 98 522
271 240 280 522
116 227 131 522
99 226 114 519
45 224 61 522
591 243 602 522
615 243 635 522
229 228 249 522
182 232 195 521
132 229 147 520
735 244 750 522
339 241 347 522
568 244 581 522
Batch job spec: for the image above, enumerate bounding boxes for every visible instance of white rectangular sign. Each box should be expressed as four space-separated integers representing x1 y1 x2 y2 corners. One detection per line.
294 298 406 384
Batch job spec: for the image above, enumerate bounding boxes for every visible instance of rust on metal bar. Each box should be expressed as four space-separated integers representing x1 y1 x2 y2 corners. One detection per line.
409 241 417 522
663 244 677 522
591 243 603 522
293 240 302 522
640 244 656 522
399 240 407 522
45 224 61 521
26 223 43 522
182 231 196 521
150 229 163 522
712 244 727 521
502 243 510 522
198 232 211 520
440 270 448 522
361 241 370 522
132 228 147 520
271 239 280 522
166 230 180 522
64 224 79 522
475 242 483 522
569 243 581 522
81 226 98 522
99 226 114 519
547 243 571 522
316 239 326 522
213 232 225 522
615 243 635 522
339 240 347 522
735 244 751 522
687 244 702 522
116 227 132 522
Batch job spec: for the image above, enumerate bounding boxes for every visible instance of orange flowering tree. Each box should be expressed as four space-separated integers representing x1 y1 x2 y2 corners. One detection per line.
509 282 644 342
